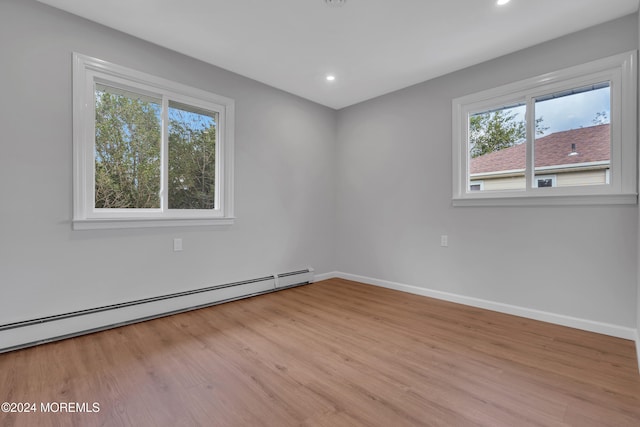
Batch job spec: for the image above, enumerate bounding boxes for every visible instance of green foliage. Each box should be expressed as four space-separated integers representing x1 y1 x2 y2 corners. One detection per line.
94 88 216 210
592 111 609 125
95 89 161 208
469 110 524 158
168 108 216 210
469 109 547 158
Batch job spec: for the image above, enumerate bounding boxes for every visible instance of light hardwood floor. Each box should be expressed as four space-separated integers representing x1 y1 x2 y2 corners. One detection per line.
1 278 639 426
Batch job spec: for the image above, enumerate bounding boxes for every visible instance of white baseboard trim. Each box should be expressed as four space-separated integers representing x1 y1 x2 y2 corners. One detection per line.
317 271 637 341
312 271 339 282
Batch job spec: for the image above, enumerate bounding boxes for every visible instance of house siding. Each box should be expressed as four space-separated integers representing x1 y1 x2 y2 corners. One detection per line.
556 169 608 186
475 168 608 191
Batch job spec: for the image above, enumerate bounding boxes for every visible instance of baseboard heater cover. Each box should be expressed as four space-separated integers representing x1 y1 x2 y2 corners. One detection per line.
0 268 314 353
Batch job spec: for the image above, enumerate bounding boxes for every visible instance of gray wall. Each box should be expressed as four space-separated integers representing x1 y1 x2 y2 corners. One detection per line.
335 14 639 328
0 0 638 336
0 0 336 324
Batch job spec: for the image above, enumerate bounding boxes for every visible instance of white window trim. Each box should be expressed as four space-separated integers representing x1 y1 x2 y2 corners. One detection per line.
72 53 235 230
452 51 637 207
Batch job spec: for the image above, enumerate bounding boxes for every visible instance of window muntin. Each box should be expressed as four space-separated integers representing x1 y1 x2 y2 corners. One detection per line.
73 53 235 229
452 51 636 206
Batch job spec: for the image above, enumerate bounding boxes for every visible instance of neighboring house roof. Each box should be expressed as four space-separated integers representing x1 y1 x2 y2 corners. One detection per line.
470 124 610 175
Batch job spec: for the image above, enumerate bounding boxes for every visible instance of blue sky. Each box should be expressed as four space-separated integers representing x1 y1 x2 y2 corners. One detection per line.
491 85 610 138
535 86 610 136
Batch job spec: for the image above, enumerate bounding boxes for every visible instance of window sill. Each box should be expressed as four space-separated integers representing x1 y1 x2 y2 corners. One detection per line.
452 193 637 207
73 217 235 230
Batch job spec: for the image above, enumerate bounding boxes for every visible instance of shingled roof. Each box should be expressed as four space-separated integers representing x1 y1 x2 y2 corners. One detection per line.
470 124 610 175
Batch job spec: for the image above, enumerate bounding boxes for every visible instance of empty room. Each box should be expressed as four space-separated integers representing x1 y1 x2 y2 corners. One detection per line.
1 0 640 426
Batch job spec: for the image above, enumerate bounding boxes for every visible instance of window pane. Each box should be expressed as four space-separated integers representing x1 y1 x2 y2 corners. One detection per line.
534 83 610 188
468 104 526 192
94 84 162 208
168 101 217 209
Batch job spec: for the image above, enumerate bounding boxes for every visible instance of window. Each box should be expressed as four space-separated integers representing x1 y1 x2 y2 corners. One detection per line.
533 175 556 188
73 53 235 229
452 51 637 206
469 181 484 191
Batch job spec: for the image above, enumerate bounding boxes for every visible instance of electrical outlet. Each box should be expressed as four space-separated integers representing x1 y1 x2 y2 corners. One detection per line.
173 238 183 252
440 235 448 247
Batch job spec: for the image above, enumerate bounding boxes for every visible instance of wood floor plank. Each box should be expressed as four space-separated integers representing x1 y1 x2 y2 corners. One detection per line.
1 278 638 426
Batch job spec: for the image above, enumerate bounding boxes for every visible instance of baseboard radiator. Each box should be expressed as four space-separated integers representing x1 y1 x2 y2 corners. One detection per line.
0 268 314 354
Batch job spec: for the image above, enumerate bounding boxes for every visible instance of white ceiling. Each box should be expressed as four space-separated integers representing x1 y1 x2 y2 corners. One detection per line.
38 0 639 109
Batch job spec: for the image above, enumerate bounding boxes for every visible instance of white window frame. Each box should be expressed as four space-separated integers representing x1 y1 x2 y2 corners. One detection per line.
72 53 235 229
452 51 637 207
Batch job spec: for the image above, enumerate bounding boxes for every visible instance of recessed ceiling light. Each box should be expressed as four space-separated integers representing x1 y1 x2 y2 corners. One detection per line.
326 75 336 81
497 0 511 5
325 0 347 7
